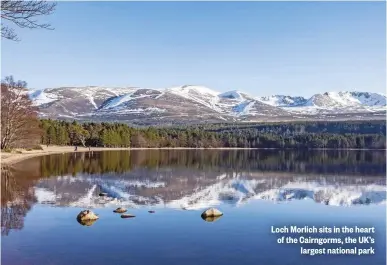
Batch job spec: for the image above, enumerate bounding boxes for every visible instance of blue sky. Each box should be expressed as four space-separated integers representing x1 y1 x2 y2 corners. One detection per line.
1 2 385 97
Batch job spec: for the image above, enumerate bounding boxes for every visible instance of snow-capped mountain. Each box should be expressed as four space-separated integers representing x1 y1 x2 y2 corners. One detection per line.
28 85 290 124
301 91 386 108
323 91 386 107
28 85 386 124
259 91 386 115
258 91 386 108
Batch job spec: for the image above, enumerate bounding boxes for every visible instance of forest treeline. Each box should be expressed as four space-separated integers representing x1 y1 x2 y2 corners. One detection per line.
40 119 386 149
201 120 386 135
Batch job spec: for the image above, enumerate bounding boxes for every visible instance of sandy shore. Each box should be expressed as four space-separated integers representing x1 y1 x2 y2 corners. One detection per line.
0 146 125 166
0 146 260 166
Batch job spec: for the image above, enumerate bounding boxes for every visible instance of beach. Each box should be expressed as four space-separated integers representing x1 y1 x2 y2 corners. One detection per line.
0 146 127 166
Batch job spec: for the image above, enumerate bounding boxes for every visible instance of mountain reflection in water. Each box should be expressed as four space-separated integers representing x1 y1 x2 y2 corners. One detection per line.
1 149 386 236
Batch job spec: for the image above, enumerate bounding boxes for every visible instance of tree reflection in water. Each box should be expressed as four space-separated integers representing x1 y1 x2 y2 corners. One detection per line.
1 166 37 235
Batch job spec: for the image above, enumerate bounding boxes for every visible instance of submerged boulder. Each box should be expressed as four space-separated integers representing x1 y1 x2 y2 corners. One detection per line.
121 213 135 218
148 210 155 213
113 207 127 213
201 208 223 218
77 210 99 222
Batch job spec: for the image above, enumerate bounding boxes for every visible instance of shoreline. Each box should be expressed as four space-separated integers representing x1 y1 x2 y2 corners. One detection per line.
1 146 385 166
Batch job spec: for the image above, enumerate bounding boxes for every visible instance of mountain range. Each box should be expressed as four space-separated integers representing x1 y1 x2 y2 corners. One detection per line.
28 85 386 125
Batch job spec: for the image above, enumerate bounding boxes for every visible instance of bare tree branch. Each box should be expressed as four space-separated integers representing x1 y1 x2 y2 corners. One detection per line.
1 1 56 41
1 76 42 149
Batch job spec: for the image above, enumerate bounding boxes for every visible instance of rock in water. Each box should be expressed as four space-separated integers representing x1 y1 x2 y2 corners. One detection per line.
99 192 108 197
121 214 135 218
148 210 155 213
77 210 99 222
113 207 127 213
201 208 223 218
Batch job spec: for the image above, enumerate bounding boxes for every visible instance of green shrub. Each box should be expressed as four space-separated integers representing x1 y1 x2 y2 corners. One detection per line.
15 150 23 154
32 145 43 150
26 148 33 151
3 148 12 153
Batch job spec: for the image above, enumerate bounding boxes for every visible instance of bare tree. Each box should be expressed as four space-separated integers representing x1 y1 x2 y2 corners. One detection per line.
1 76 42 149
1 1 56 41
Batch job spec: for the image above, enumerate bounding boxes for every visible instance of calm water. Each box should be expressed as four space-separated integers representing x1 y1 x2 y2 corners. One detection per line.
1 150 386 265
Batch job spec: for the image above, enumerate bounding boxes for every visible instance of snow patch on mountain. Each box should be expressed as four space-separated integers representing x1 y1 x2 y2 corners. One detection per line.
258 95 308 107
78 89 99 109
101 92 136 109
166 85 223 112
28 89 59 105
232 101 255 116
168 85 220 97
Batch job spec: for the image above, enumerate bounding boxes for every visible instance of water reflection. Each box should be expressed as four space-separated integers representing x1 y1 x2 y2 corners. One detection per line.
201 215 223 222
1 150 386 235
77 218 98 227
1 161 39 236
32 150 387 177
